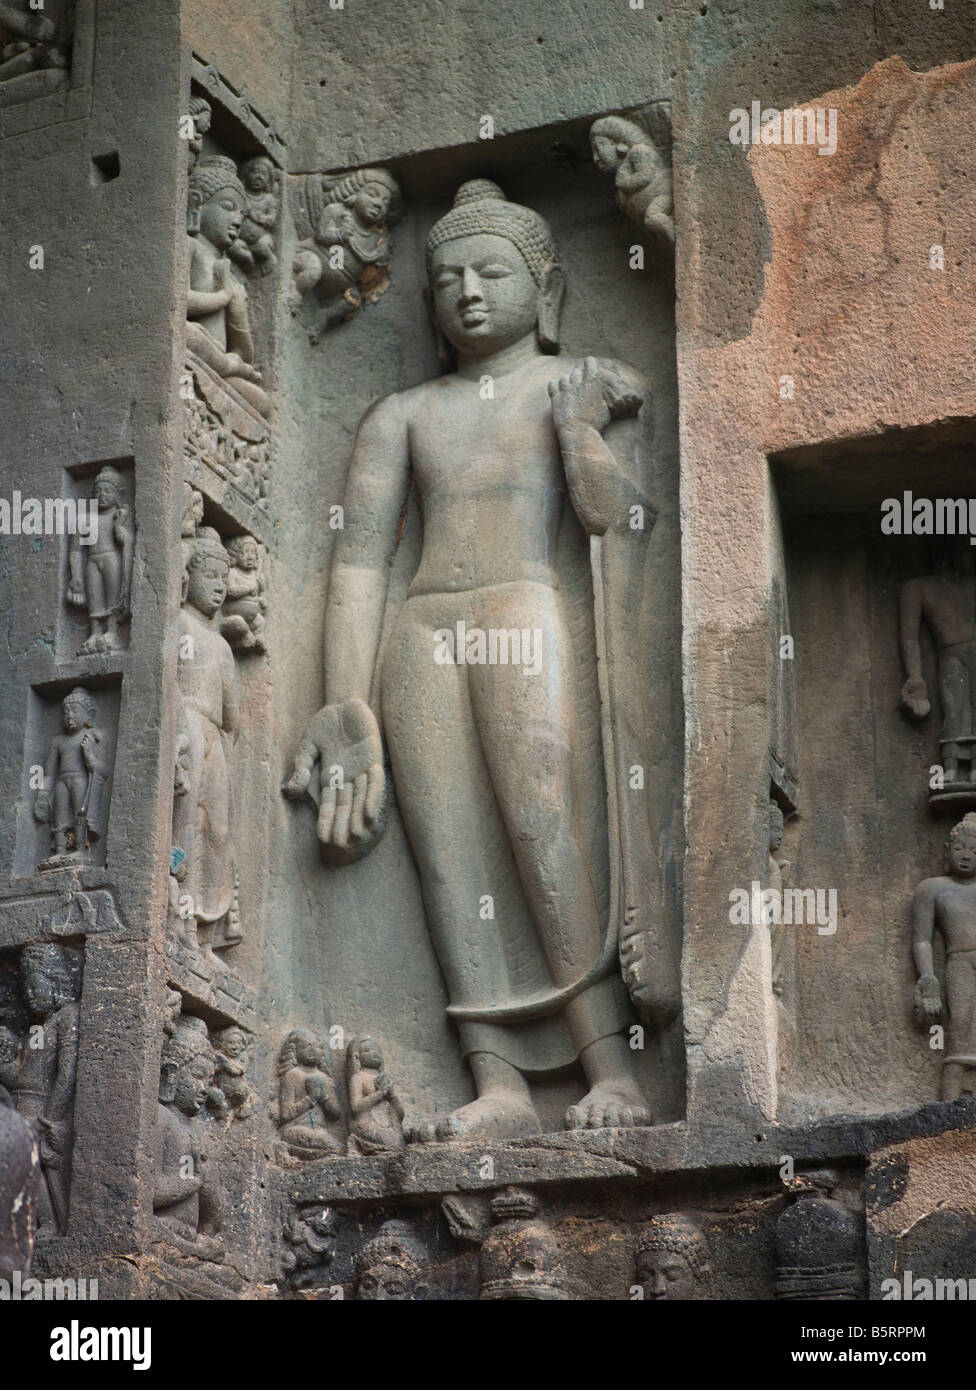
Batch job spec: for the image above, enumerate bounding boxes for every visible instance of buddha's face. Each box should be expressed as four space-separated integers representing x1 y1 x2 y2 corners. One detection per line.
174 1052 213 1115
93 475 122 508
186 556 228 616
637 1249 697 1301
769 807 784 853
949 831 976 879
198 187 245 249
63 698 88 732
590 133 624 174
354 183 390 225
23 964 56 1018
357 1260 413 1300
431 233 540 359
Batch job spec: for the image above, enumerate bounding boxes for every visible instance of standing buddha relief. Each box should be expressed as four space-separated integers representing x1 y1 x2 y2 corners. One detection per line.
285 179 678 1141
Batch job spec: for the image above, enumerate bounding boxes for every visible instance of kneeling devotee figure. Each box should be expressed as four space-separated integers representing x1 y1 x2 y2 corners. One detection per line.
286 180 668 1141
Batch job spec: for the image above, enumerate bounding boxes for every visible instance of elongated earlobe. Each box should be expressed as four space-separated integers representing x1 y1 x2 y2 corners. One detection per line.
423 285 455 366
537 266 564 353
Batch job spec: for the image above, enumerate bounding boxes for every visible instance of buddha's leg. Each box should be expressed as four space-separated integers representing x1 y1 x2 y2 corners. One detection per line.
382 601 539 1141
469 588 651 1129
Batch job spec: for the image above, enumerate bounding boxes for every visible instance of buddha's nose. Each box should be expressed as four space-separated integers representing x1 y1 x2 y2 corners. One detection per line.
458 267 483 303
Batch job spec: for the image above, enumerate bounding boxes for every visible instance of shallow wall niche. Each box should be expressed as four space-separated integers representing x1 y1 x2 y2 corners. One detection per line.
15 676 121 877
270 111 685 1135
772 423 976 1122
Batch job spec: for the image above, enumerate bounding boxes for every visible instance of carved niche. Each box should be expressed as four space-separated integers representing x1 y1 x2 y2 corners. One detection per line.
283 177 677 1143
183 77 281 512
33 687 114 872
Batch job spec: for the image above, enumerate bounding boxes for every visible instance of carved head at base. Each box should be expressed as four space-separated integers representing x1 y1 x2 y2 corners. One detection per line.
479 1188 568 1300
635 1214 710 1301
354 1220 427 1300
425 180 564 360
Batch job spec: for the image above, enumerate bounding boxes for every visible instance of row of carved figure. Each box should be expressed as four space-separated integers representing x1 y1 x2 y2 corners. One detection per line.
281 1174 862 1300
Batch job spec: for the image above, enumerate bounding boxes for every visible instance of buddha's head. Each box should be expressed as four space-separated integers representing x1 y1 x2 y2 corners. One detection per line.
948 814 976 880
92 465 124 510
62 687 96 733
188 156 247 250
185 527 229 617
635 1214 709 1301
425 180 564 362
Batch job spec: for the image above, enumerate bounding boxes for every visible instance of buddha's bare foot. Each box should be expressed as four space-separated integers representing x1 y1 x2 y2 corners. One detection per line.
565 1083 652 1131
409 1093 541 1145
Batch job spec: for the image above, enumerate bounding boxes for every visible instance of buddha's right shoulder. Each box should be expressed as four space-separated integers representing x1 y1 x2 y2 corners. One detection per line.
360 379 437 430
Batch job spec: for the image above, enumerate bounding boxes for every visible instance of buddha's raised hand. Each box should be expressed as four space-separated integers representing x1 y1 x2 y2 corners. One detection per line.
283 698 386 862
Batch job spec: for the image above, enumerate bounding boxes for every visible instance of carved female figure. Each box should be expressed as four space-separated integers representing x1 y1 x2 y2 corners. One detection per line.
276 1029 343 1157
345 1035 405 1155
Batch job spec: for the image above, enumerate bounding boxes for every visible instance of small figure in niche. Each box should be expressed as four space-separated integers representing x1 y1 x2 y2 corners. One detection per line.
211 1026 255 1120
276 1029 343 1158
181 483 204 539
345 1034 406 1155
186 155 269 414
589 115 674 247
66 465 134 655
34 688 111 869
230 156 279 276
900 548 976 793
913 811 976 1101
289 167 402 340
186 95 211 171
220 534 267 653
